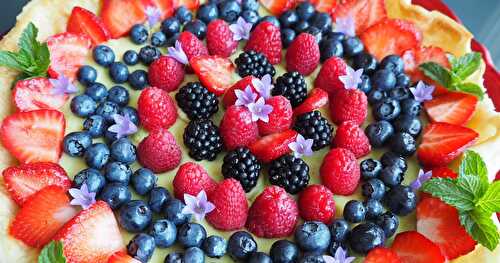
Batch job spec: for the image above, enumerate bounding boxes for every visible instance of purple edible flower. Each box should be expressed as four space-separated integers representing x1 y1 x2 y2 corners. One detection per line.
247 97 273 123
323 247 355 263
334 16 356 37
108 114 138 139
288 134 314 158
49 74 78 96
145 6 162 28
410 169 433 191
229 17 253 41
181 190 216 221
168 40 189 65
252 74 273 99
69 183 96 210
235 86 258 107
410 81 435 102
339 65 363 90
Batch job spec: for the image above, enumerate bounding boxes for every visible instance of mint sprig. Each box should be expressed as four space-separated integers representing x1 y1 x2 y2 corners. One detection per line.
419 52 484 100
38 241 66 263
422 151 500 251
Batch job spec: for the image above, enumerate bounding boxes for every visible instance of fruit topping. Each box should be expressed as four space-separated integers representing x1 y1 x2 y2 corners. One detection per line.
67 7 111 45
314 56 348 93
249 129 298 163
137 87 178 131
391 231 445 263
293 88 329 117
220 105 259 150
137 128 181 173
329 88 368 125
206 19 238 57
191 55 236 96
269 154 310 194
101 0 147 38
293 111 333 151
206 178 249 230
332 121 371 158
12 77 68 111
183 119 223 161
222 147 261 192
424 92 478 126
47 32 92 81
286 33 320 76
320 148 360 195
245 21 282 64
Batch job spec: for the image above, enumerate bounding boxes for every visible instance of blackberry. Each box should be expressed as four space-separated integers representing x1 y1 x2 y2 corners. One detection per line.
175 82 219 120
268 154 310 194
183 120 223 161
222 147 261 192
235 50 276 79
272 71 307 108
293 111 333 151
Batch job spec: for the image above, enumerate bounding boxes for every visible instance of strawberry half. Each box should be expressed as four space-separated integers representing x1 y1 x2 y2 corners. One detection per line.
173 0 200 11
12 77 67 112
293 88 329 117
260 0 295 15
47 32 92 81
417 122 478 168
311 0 337 13
331 0 387 34
222 76 259 108
54 201 124 263
365 247 402 263
147 0 174 19
249 130 298 163
0 109 65 164
191 55 236 96
108 251 141 263
67 6 111 45
9 186 76 248
424 92 478 126
2 162 71 206
391 231 446 263
101 0 146 38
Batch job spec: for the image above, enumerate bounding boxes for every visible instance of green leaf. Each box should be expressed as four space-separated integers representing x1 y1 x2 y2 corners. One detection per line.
18 22 38 55
419 62 452 88
455 82 485 100
476 181 500 213
457 151 489 200
421 178 476 211
0 51 27 71
452 52 482 80
457 174 489 204
468 210 500 251
38 241 66 263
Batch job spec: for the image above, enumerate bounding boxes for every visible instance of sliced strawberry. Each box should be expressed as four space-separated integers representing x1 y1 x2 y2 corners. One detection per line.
417 197 476 259
331 0 387 34
191 55 236 96
9 186 76 248
47 32 92 81
101 0 146 38
222 76 259 108
424 92 478 126
54 201 124 263
12 77 67 112
2 162 71 206
67 6 111 45
311 0 337 13
365 247 402 263
0 110 65 164
173 0 200 11
249 130 298 163
148 0 175 18
293 88 329 117
108 251 141 263
417 122 478 168
391 231 445 263
260 0 295 15
360 18 422 61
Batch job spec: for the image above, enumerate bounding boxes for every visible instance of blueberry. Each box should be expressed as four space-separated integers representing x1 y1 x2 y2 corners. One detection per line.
360 158 383 180
390 132 416 156
120 106 140 125
148 187 171 213
372 69 396 91
379 165 404 187
241 10 259 25
84 143 110 169
161 18 181 37
183 247 205 263
71 94 97 117
202 235 227 258
328 241 346 257
299 254 325 263
281 28 296 48
178 223 207 248
123 50 139 66
151 31 167 47
384 185 417 216
319 39 343 62
165 252 183 263
296 1 315 20
78 65 97 86
127 233 155 262
324 31 345 42
329 219 349 242
109 62 129 84
196 4 219 24
93 45 115 67
269 240 299 263
388 86 411 101
292 20 309 34
165 33 180 47
248 252 272 263
400 98 422 116
83 115 107 138
374 211 399 238
110 137 137 164
259 16 280 28
107 85 130 106
63 131 92 157
304 27 322 43
219 0 242 23
119 200 153 232
367 89 386 105
373 98 401 121
184 19 207 39
85 82 108 103
295 221 331 253
104 161 132 184
139 45 161 65
348 222 385 254
105 129 121 144
241 0 259 11
353 53 378 75
342 36 364 57
73 168 106 194
380 55 404 74
132 168 157 196
96 101 119 123
343 200 366 223
227 231 257 261
130 24 149 44
129 69 149 90
98 182 132 210
358 74 372 93
396 73 411 88
279 10 298 28
309 12 332 32
381 152 407 171
364 199 384 219
149 219 177 248
365 120 394 148
162 198 191 225
175 6 193 25
393 115 422 137
362 178 386 201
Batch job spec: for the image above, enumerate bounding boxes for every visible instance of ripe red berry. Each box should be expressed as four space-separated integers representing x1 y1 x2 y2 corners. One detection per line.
138 87 178 131
332 121 371 158
314 56 348 94
285 33 320 76
137 129 181 173
222 76 258 108
258 95 293 136
173 162 217 200
320 148 360 195
219 105 259 150
177 31 209 61
148 56 185 92
206 19 238 57
329 88 368 125
206 178 248 231
298 185 336 224
245 21 282 64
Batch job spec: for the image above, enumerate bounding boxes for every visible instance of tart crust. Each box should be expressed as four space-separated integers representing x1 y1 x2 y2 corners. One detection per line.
0 0 498 262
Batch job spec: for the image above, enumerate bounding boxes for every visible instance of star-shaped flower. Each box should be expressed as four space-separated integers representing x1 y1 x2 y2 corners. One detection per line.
145 6 162 28
323 247 355 263
229 17 253 41
410 81 435 102
252 74 273 99
339 65 363 90
69 183 96 210
50 74 78 96
334 16 356 37
410 169 433 191
108 114 138 139
181 190 216 221
247 97 273 123
168 40 189 65
288 134 314 158
235 85 258 107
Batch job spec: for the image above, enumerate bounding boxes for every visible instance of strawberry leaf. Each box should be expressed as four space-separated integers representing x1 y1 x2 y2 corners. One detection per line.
38 240 66 263
421 177 475 211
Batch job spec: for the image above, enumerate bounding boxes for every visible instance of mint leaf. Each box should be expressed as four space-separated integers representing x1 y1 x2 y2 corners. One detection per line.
38 241 66 263
476 181 500 213
421 178 475 211
419 62 451 88
0 51 27 71
452 52 482 80
455 82 485 100
457 151 489 201
470 210 500 251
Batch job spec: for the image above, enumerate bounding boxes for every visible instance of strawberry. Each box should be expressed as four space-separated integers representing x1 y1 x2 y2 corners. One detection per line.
332 121 371 158
286 33 320 76
249 130 298 163
331 0 387 35
47 32 92 81
173 162 217 200
206 19 238 57
417 123 478 168
173 0 199 11
108 251 141 263
298 184 336 224
391 231 446 263
365 247 402 263
137 128 182 173
293 88 329 117
245 21 282 64
9 186 76 248
0 109 65 163
258 96 293 135
137 86 178 131
246 186 299 238
12 77 67 112
148 56 185 92
260 0 295 16
148 0 175 19
2 162 71 206
314 56 347 94
320 148 360 195
417 197 476 259
360 18 423 61
424 92 478 126
101 0 146 38
222 76 259 108
67 6 111 45
329 88 368 125
178 31 209 62
54 201 124 263
191 55 236 96
312 0 337 13
206 178 248 231
219 105 259 150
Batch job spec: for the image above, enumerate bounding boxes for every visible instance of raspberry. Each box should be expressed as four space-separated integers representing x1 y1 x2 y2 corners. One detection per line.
285 33 320 76
245 21 282 64
138 87 178 131
206 178 248 231
178 31 209 61
173 162 217 200
314 56 347 94
320 148 360 195
137 129 181 173
329 88 368 125
332 121 371 158
258 96 293 136
298 185 336 224
147 56 185 92
206 19 238 57
219 105 259 151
